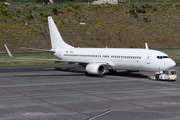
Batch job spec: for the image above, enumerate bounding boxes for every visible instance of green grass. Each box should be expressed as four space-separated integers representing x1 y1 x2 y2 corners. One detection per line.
0 53 67 66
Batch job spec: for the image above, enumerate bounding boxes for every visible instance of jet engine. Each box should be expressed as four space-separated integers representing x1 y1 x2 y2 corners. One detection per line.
85 63 106 74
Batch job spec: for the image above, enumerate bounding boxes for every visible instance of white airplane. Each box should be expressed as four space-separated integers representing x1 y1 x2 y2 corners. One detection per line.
4 16 176 75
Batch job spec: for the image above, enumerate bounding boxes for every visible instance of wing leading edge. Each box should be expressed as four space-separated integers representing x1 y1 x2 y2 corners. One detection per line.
4 44 92 64
20 47 55 53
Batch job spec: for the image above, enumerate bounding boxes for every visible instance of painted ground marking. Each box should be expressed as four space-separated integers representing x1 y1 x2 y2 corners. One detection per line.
156 102 180 105
19 111 45 116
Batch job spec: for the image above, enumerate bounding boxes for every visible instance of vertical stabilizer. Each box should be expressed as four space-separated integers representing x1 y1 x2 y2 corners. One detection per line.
48 16 74 49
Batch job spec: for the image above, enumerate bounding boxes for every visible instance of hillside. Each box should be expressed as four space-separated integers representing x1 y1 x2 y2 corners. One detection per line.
0 2 180 52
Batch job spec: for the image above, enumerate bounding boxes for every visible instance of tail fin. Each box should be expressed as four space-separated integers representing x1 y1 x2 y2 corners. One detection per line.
48 16 74 49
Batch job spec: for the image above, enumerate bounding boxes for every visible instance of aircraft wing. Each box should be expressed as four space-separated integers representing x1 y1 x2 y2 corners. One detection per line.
20 47 55 53
4 44 89 63
4 45 112 67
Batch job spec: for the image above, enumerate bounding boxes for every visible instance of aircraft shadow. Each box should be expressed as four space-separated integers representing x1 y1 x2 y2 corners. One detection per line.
55 67 146 78
14 74 86 77
54 67 105 77
14 67 147 79
105 71 147 79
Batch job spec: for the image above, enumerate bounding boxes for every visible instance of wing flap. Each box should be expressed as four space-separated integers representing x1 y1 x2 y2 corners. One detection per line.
20 47 55 53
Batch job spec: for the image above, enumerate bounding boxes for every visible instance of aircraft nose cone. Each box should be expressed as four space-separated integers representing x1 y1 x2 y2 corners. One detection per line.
172 61 176 67
167 59 176 68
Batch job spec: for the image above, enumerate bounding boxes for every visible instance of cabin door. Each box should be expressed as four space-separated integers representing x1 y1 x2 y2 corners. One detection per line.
146 53 151 64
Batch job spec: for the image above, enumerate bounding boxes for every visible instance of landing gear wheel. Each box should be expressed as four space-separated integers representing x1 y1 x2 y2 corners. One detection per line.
109 70 116 75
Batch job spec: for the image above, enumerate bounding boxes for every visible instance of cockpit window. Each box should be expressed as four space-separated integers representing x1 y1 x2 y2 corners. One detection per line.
157 56 170 59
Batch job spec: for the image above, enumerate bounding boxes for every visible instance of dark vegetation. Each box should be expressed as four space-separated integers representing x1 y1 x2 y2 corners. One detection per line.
0 2 180 52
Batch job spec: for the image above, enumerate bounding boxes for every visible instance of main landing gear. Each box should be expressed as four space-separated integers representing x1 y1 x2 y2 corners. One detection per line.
109 70 116 75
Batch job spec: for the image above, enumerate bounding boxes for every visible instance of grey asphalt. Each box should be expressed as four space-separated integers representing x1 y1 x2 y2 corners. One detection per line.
0 64 180 120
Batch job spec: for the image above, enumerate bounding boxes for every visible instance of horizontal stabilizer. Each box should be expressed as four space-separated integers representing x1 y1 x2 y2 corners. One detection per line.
4 44 14 58
20 47 55 53
4 44 89 63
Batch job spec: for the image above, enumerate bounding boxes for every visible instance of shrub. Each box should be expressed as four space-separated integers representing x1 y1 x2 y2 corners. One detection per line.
129 9 138 18
44 13 50 18
52 8 58 15
25 14 33 20
77 18 81 22
22 19 25 22
42 18 47 22
152 6 158 12
39 31 43 35
74 11 79 16
142 9 146 13
143 17 150 22
68 2 73 7
90 38 94 40
59 10 63 14
136 8 141 13
73 4 81 10
131 3 135 8
61 20 64 24
145 4 152 9
129 9 135 14
15 13 19 17
1 10 8 16
33 29 37 32
175 4 180 8
141 4 146 8
67 8 72 12
136 8 146 13
0 38 4 42
12 34 16 37
12 17 16 21
40 12 44 16
28 9 32 13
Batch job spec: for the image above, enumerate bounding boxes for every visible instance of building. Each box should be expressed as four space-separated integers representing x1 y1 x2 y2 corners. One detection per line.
98 0 126 2
118 0 126 2
92 0 126 5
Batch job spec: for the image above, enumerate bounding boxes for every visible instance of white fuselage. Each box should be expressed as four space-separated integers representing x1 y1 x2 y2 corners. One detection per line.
53 48 176 72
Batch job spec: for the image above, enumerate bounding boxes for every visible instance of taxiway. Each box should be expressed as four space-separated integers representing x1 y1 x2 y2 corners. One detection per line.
0 64 179 120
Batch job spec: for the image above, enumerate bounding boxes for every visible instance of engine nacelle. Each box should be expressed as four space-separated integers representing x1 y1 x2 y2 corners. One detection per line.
85 63 106 74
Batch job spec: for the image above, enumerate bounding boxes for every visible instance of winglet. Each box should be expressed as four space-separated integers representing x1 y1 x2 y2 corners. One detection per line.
4 44 15 58
145 43 149 50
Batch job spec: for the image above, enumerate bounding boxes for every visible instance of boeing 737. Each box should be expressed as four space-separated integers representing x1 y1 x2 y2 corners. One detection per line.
4 16 176 75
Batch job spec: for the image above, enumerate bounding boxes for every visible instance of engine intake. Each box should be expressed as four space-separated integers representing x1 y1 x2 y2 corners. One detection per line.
85 63 106 74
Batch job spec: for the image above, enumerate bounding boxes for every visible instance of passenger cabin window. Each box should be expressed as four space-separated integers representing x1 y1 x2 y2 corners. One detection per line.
157 56 170 59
